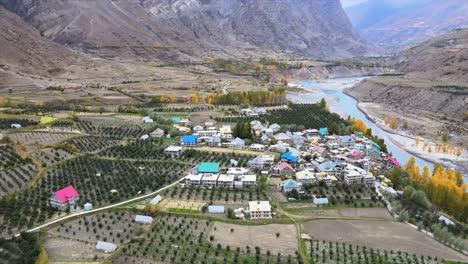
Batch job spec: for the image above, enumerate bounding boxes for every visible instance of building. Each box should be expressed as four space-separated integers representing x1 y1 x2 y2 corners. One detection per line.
313 196 329 205
227 167 249 178
295 170 316 184
278 179 302 193
96 241 117 253
281 152 297 163
150 195 162 205
319 127 328 137
228 137 245 149
10 124 22 129
217 174 234 188
140 134 149 140
135 215 154 224
50 185 79 210
363 174 376 187
142 116 154 123
273 162 295 178
250 144 266 152
249 201 272 219
274 133 292 144
150 128 165 138
193 125 204 132
248 156 265 169
84 202 93 211
182 135 198 146
208 205 225 214
269 123 281 133
340 135 355 147
185 173 204 186
201 174 219 187
241 175 257 188
316 161 341 176
197 162 220 174
164 146 184 157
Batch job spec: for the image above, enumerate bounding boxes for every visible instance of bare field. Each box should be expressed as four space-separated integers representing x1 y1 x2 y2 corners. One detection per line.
303 220 468 261
339 208 393 220
209 223 298 256
44 236 109 262
113 255 168 264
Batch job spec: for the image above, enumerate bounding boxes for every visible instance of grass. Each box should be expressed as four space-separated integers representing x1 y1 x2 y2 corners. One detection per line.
167 208 201 214
35 245 49 264
40 116 58 124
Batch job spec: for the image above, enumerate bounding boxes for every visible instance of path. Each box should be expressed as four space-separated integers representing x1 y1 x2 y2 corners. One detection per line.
16 177 185 237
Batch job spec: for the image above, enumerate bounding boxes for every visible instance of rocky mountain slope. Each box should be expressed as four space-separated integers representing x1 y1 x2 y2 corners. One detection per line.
347 0 468 52
0 6 76 75
1 0 370 60
348 29 468 132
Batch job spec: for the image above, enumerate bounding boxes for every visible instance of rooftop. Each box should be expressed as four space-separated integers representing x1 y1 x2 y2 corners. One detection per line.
197 162 220 173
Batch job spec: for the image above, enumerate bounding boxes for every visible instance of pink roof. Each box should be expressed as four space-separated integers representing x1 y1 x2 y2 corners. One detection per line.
351 151 362 157
54 185 79 203
278 162 294 171
386 154 401 167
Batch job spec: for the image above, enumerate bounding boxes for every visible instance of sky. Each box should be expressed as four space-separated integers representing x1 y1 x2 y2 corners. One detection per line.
341 0 367 8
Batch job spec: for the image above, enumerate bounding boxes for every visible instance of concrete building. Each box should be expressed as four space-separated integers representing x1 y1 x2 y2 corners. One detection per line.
249 201 272 219
50 185 79 211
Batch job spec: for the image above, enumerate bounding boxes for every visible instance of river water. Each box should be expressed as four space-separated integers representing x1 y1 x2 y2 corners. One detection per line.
288 77 434 172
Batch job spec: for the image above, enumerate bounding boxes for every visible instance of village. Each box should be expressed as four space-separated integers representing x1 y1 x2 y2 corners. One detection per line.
0 103 466 264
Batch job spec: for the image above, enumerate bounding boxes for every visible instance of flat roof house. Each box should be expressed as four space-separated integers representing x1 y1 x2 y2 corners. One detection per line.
248 156 265 170
295 170 316 184
201 173 219 187
50 185 79 211
208 205 225 214
135 215 154 224
217 174 234 188
185 173 204 186
164 146 184 157
241 175 257 188
249 201 272 219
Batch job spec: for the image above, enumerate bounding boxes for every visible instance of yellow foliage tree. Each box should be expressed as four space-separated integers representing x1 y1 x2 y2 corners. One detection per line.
350 119 368 133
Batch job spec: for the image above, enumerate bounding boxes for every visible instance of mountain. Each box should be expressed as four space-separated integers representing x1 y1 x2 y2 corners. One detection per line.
397 29 468 83
346 0 468 52
0 6 76 75
1 0 370 60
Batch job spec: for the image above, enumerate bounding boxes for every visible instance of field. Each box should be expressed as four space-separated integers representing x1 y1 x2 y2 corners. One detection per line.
31 148 75 166
9 132 76 145
0 163 37 197
164 186 267 204
44 236 108 263
159 198 207 213
303 220 468 261
306 240 444 264
209 222 298 256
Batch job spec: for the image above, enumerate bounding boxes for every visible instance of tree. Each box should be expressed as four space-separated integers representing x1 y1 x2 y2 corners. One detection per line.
319 98 327 109
403 120 409 129
442 132 449 143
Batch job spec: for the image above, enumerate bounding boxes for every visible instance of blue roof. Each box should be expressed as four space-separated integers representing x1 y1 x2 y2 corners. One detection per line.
282 179 300 189
369 140 382 149
281 152 297 163
319 127 328 136
340 135 355 143
183 135 198 144
317 161 341 172
197 162 220 173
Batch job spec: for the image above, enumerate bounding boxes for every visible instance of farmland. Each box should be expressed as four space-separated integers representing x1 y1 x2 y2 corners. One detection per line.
9 132 77 145
302 220 468 262
164 186 267 204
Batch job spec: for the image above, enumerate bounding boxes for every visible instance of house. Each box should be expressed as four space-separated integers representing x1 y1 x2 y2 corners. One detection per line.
281 152 297 163
340 135 355 147
273 162 295 178
350 150 363 159
439 215 455 226
219 125 233 139
217 174 234 188
319 127 328 137
304 129 319 137
96 241 117 253
249 201 272 219
228 137 245 149
50 185 79 210
197 162 220 174
269 123 281 133
313 196 329 205
295 170 316 184
135 215 153 224
260 134 271 143
261 154 275 167
205 121 214 127
142 116 153 123
208 205 225 214
201 174 219 187
150 195 162 205
270 143 288 153
10 124 22 129
182 135 198 146
242 108 258 117
363 174 376 187
84 203 93 211
274 133 292 144
252 124 265 136
185 173 204 186
240 175 257 188
278 179 302 193
140 134 150 140
150 128 165 138
316 161 341 176
250 144 266 152
248 156 265 170
227 167 249 178
316 174 338 186
193 125 204 132
386 154 401 169
254 107 267 115
164 146 184 157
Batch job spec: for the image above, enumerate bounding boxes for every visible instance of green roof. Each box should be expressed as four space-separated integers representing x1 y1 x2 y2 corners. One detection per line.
171 117 181 123
369 140 382 149
197 162 220 173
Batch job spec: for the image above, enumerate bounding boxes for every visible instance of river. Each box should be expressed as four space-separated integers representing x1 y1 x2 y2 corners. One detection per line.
288 76 435 172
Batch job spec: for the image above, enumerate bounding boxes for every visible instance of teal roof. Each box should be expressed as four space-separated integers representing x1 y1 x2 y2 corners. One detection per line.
171 117 181 123
197 162 220 173
282 179 299 189
319 127 328 136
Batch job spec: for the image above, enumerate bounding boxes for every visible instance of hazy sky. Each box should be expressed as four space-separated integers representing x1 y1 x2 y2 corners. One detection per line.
341 0 367 8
